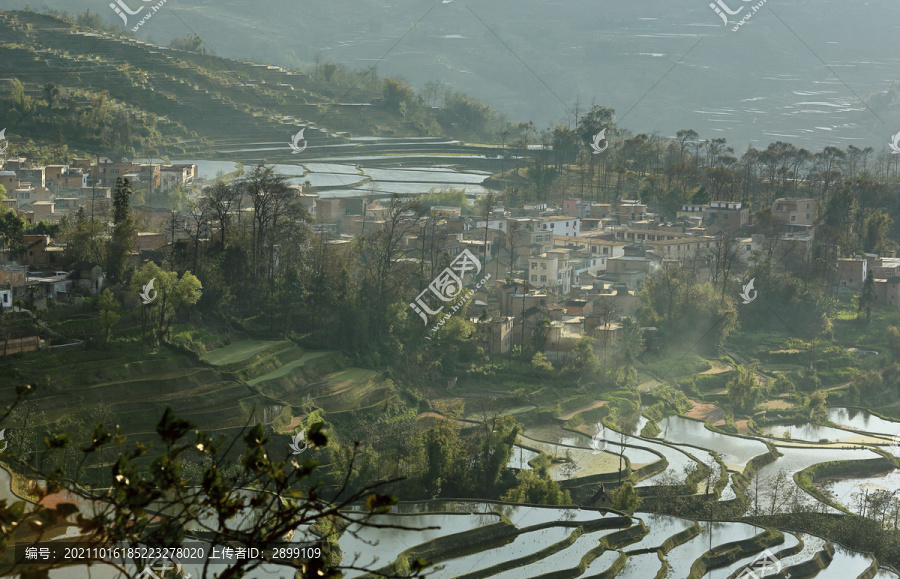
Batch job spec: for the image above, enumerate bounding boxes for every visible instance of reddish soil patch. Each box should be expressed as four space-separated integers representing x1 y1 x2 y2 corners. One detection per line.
277 415 305 434
686 401 727 425
734 419 751 434
38 491 82 510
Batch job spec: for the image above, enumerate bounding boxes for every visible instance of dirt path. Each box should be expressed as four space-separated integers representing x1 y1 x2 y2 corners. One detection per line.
558 400 607 420
700 361 733 375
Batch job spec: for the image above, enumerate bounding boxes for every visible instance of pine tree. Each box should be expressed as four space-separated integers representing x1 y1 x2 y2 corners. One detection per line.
107 178 137 282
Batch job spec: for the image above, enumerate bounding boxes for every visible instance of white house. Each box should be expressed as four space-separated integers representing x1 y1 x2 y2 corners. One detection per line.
538 216 580 238
528 249 573 294
474 218 508 233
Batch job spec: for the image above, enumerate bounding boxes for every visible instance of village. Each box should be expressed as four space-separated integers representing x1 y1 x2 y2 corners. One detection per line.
2 150 893 362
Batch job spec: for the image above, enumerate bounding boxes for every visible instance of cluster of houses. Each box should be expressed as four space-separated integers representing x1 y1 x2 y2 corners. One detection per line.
1 155 197 225
298 192 830 360
0 155 191 325
0 261 106 311
0 151 886 360
836 255 900 307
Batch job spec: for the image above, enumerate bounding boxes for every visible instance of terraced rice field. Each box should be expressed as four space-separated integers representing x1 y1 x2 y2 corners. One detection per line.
200 340 283 366
246 351 331 386
341 501 877 579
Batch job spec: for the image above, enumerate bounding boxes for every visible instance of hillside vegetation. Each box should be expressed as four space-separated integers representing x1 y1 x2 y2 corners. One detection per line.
0 10 511 160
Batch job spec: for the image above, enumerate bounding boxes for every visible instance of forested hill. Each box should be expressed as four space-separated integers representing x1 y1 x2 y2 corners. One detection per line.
5 0 899 151
0 10 505 159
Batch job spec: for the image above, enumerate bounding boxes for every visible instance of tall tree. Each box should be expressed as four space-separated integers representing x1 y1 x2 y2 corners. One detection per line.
0 210 26 260
204 180 239 248
98 288 120 340
131 262 202 342
863 210 893 255
107 178 137 282
360 195 422 343
42 83 60 110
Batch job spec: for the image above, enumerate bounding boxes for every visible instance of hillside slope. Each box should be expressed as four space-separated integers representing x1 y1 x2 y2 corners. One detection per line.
0 10 434 157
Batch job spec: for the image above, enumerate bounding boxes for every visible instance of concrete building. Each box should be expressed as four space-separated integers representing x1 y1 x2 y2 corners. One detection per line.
528 249 573 294
875 277 900 308
552 235 627 262
590 203 613 219
496 280 549 318
704 201 749 233
872 258 900 279
736 234 766 263
0 171 17 193
135 232 166 251
538 216 580 238
616 201 647 223
773 198 815 226
545 319 584 361
16 167 45 188
431 206 462 219
563 198 591 219
836 258 868 291
478 315 515 354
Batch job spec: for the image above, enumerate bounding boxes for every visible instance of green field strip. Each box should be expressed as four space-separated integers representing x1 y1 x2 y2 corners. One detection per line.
18 368 220 410
200 340 283 366
234 344 307 376
246 351 332 386
108 385 256 414
317 368 380 394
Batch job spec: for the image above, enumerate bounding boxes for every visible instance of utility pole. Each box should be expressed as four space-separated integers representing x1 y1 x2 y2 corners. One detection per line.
520 281 527 349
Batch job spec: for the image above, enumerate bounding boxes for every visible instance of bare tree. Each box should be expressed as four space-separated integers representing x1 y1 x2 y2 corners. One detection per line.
711 232 742 303
361 195 423 340
204 180 239 248
181 199 207 272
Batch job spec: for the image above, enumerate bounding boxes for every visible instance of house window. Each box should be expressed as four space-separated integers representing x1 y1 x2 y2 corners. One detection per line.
531 262 537 269
540 275 547 282
541 263 547 270
746 245 752 251
791 215 796 222
603 248 608 255
551 224 555 229
557 274 561 280
531 275 537 282
110 169 120 174
806 214 810 219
